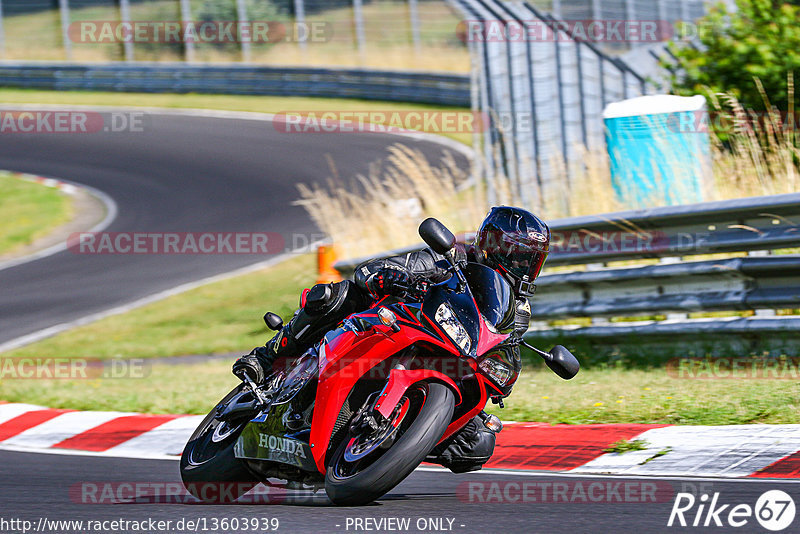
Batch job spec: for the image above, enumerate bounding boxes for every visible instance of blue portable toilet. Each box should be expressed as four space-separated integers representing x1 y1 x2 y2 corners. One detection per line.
603 95 711 208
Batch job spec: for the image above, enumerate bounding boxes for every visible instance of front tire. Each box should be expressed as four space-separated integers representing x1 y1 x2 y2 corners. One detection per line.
325 381 455 506
180 385 258 503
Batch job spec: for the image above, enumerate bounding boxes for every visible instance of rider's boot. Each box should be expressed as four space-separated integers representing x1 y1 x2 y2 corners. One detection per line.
425 412 500 473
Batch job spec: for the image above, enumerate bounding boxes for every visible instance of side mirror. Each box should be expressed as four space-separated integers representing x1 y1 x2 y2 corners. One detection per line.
263 312 283 331
419 218 456 255
545 345 580 380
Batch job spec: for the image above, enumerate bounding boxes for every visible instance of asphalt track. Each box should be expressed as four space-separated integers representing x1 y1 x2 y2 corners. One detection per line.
0 110 468 346
2 450 798 534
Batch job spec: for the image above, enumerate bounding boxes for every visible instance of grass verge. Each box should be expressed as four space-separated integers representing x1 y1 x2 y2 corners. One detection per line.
0 172 73 256
487 364 800 425
0 89 471 146
2 359 798 424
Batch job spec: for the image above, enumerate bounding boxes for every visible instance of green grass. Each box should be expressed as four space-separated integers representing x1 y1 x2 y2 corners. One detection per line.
0 89 472 146
1 253 316 361
485 364 800 425
0 172 73 255
603 439 649 454
3 247 800 423
2 359 799 424
0 359 242 415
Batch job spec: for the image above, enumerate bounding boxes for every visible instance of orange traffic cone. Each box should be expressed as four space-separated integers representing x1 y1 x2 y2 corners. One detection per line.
316 244 343 284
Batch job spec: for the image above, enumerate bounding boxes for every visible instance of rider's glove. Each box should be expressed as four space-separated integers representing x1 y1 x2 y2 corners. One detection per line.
366 268 411 298
232 350 266 383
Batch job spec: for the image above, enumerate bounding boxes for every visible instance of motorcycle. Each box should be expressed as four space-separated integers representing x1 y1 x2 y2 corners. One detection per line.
180 218 580 506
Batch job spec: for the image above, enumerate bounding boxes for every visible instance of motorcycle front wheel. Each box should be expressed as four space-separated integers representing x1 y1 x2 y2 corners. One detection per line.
180 385 259 503
325 381 455 506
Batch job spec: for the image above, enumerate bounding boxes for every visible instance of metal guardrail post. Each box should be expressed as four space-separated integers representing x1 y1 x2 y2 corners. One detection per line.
294 0 307 52
0 0 5 59
353 0 367 58
59 0 72 61
408 0 421 52
179 0 195 62
236 0 251 62
119 0 134 62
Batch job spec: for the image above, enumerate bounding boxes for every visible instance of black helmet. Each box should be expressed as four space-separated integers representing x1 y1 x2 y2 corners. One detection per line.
475 206 550 297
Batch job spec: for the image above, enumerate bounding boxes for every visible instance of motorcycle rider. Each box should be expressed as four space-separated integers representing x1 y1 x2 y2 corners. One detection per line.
233 206 550 473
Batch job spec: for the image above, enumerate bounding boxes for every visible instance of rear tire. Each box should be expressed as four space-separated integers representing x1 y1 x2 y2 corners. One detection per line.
180 386 258 503
325 382 455 506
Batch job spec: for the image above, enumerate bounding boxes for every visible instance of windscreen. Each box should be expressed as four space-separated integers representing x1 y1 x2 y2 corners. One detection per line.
463 262 516 334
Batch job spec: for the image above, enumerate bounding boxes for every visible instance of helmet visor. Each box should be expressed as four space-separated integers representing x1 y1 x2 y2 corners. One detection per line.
495 245 547 282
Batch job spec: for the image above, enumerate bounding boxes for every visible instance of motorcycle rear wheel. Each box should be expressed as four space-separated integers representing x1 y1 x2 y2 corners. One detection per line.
325 381 455 506
180 385 259 503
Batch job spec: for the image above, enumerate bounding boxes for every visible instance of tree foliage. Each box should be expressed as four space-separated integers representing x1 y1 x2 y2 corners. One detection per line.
668 0 800 111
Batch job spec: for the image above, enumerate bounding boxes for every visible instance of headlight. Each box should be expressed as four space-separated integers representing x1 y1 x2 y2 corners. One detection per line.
479 358 513 386
435 303 471 353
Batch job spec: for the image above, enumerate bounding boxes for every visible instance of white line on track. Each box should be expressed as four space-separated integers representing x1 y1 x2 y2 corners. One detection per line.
0 104 473 352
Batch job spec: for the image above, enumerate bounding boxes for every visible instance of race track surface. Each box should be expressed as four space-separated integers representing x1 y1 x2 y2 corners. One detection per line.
0 112 468 346
1 450 796 534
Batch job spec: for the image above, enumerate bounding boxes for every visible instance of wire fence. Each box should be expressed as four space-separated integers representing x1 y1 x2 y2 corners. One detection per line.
445 0 713 212
0 0 469 71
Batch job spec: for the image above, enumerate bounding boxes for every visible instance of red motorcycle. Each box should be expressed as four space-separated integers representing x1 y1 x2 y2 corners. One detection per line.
180 218 579 505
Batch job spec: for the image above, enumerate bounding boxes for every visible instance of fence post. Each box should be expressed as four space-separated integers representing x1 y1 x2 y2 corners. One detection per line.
294 0 307 52
236 0 251 62
680 0 690 22
551 0 561 18
119 0 134 61
353 0 366 57
179 0 195 62
59 0 72 61
0 0 5 60
624 0 635 49
408 0 421 52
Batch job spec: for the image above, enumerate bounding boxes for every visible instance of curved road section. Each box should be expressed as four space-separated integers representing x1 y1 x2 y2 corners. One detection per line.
0 110 469 347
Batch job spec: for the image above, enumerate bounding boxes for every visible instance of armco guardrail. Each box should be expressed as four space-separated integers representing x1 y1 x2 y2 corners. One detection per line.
335 193 800 274
0 63 470 106
334 193 800 359
533 256 800 319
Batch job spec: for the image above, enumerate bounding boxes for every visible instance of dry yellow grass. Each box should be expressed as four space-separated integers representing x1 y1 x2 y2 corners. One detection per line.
297 90 800 259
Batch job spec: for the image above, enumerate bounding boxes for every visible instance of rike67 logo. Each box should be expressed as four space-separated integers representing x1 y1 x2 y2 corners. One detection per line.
668 490 796 531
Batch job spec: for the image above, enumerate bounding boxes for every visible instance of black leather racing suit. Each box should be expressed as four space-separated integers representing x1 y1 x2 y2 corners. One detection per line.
239 245 531 473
